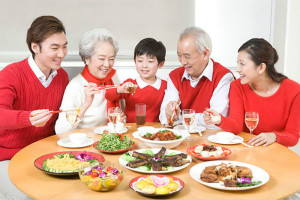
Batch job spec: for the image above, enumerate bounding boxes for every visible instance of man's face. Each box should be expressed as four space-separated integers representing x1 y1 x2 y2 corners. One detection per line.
177 36 209 80
32 32 68 76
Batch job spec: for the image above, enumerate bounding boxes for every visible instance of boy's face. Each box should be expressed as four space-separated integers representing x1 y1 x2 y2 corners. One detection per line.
135 54 164 83
32 32 68 77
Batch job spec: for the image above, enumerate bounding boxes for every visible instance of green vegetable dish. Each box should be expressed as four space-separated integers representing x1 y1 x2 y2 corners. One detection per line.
95 133 134 151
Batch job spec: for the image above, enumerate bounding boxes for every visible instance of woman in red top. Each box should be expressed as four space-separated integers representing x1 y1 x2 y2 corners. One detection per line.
204 38 300 147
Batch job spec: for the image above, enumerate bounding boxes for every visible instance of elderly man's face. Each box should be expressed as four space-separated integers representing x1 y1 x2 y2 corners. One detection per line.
177 36 209 80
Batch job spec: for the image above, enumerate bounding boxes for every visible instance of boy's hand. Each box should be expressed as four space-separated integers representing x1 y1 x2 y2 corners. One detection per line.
117 82 137 94
29 109 53 127
165 101 180 125
203 108 221 125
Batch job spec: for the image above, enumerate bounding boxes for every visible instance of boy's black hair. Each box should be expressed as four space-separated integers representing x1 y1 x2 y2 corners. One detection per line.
134 38 166 64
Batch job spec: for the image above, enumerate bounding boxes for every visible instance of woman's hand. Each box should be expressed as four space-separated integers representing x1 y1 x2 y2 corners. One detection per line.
165 101 180 125
83 83 101 108
203 108 221 125
29 109 53 127
248 132 277 146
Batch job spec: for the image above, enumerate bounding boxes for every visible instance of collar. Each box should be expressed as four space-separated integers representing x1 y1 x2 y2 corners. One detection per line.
28 55 57 81
181 58 213 82
136 76 162 90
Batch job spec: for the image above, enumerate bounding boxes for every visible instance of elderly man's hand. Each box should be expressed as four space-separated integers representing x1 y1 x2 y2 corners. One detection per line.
165 101 180 125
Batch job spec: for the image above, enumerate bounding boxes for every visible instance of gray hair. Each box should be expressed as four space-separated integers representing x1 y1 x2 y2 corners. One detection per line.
79 28 119 63
179 26 212 55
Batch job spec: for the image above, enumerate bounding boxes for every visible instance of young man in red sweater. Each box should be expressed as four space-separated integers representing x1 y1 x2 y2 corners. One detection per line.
105 38 167 122
0 16 69 199
159 26 234 128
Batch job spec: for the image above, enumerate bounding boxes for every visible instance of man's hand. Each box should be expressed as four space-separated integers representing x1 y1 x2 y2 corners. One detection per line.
165 101 180 125
29 109 53 127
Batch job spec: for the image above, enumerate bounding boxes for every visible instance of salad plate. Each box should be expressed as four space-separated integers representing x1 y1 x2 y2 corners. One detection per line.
34 151 104 176
129 174 184 197
189 160 269 191
119 148 192 174
57 137 94 148
186 144 232 161
208 135 244 145
93 141 136 154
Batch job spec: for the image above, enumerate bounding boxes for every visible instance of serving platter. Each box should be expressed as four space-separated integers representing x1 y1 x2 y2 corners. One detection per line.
119 148 192 174
186 144 232 161
34 151 104 176
189 160 269 191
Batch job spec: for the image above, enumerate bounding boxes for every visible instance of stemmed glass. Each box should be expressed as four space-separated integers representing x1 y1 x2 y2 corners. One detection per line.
182 109 195 134
245 112 259 141
66 108 81 130
107 107 121 133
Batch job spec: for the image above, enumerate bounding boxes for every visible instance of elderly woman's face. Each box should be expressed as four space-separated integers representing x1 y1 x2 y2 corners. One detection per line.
85 41 115 79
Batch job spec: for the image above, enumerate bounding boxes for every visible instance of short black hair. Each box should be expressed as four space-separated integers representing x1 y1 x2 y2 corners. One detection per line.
134 38 166 64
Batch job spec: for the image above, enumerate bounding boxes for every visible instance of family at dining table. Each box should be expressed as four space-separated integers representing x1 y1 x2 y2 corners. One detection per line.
0 15 300 200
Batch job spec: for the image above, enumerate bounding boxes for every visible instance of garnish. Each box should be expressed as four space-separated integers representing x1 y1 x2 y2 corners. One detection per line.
236 177 262 187
95 133 134 151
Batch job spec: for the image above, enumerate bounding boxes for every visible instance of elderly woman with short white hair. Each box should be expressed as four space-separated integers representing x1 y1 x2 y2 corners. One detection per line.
55 28 124 134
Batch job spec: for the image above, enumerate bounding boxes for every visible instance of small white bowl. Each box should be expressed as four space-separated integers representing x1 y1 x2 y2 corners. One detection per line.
216 132 235 143
68 133 87 145
132 128 190 149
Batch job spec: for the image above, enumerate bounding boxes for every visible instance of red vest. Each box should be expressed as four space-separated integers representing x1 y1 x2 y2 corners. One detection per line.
170 59 231 113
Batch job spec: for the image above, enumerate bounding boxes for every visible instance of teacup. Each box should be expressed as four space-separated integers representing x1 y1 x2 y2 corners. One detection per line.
108 122 125 133
216 132 235 143
68 133 87 145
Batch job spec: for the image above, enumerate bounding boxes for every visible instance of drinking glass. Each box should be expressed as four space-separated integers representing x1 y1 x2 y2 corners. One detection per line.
245 112 259 140
107 107 121 133
135 103 146 126
182 109 195 134
66 110 80 130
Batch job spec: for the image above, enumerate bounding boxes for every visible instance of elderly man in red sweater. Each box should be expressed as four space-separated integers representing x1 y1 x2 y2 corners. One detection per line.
0 16 69 199
159 26 234 129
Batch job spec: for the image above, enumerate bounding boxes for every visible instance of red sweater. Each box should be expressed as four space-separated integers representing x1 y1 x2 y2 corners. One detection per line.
219 79 300 147
105 79 167 122
170 60 231 112
0 58 69 160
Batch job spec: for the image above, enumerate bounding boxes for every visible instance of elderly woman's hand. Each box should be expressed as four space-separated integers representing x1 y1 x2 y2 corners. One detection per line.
203 109 221 125
117 82 137 94
83 82 101 108
248 132 277 147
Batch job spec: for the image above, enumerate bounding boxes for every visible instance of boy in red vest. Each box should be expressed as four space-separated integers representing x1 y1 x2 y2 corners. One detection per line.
105 38 167 122
0 16 69 199
159 26 234 128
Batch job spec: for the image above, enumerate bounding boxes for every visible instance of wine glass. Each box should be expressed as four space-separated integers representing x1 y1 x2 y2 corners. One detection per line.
66 109 81 130
182 109 195 134
107 107 121 133
245 112 259 141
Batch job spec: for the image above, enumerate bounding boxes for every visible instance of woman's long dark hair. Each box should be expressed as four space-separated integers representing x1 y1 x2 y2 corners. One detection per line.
238 38 287 83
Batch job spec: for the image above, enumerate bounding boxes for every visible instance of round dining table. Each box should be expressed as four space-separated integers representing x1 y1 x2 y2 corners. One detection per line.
9 122 300 200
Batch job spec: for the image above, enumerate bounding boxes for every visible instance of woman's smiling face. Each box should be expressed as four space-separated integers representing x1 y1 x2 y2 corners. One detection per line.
236 50 260 84
85 41 115 79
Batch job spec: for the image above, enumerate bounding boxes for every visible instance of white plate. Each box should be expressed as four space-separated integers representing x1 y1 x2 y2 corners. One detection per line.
189 160 269 191
57 138 94 148
173 125 206 134
94 126 128 134
119 148 192 174
208 135 244 145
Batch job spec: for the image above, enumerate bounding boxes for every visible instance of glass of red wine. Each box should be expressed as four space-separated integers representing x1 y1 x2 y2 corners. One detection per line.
245 112 259 141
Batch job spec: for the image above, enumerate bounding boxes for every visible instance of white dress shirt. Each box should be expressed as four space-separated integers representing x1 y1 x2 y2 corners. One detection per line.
28 55 57 88
159 59 234 129
136 76 162 89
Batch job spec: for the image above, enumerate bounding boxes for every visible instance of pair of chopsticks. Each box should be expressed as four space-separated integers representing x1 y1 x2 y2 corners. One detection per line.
169 98 181 126
84 85 119 89
51 107 81 114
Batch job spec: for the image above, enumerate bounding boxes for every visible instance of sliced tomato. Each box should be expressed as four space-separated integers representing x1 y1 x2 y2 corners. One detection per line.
91 171 99 178
106 166 113 172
